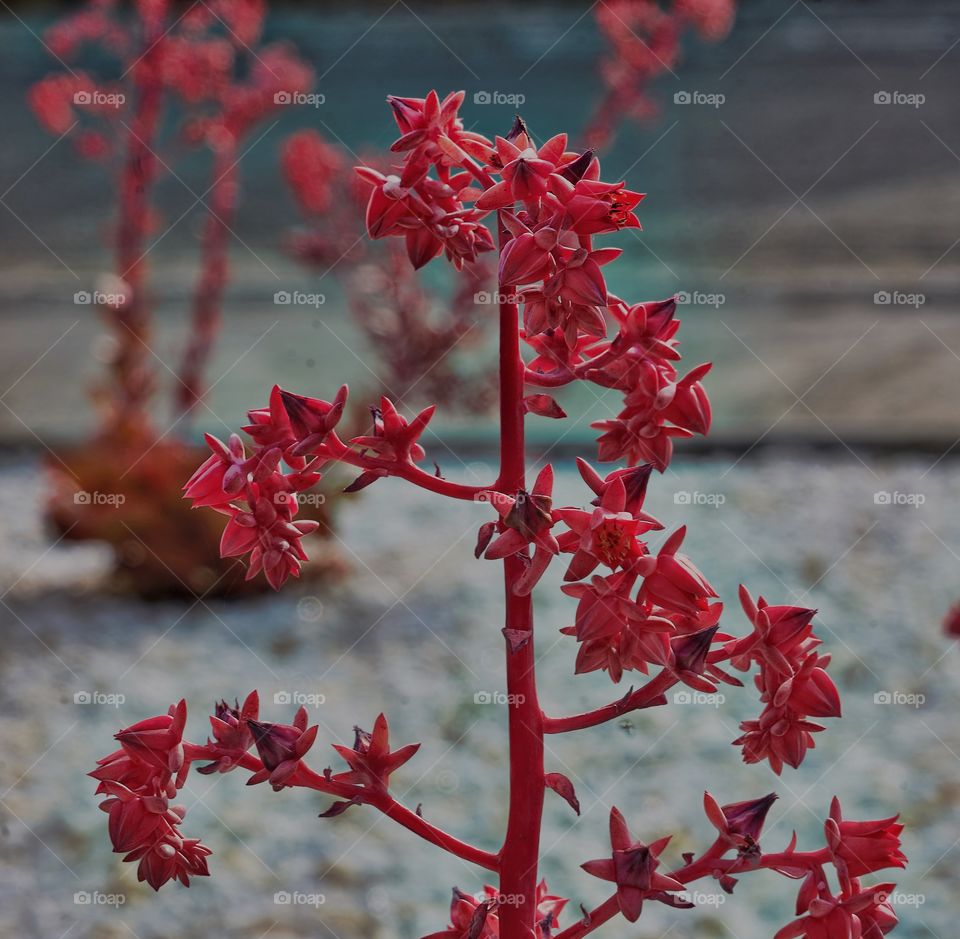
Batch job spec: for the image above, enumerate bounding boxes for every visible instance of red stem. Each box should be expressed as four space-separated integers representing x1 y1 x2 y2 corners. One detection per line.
552 895 620 939
365 791 499 871
176 141 238 416
543 671 677 733
495 214 545 939
110 15 166 431
322 432 495 501
182 744 497 870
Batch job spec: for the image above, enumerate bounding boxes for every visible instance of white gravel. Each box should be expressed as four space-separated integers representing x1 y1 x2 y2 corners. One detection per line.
0 451 955 939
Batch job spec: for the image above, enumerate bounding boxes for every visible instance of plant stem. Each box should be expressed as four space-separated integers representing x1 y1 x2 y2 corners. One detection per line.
366 792 500 871
543 671 676 733
176 141 238 417
112 14 165 432
496 215 545 939
552 895 620 939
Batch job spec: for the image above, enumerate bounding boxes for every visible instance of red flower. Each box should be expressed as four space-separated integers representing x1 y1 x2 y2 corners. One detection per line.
331 713 420 790
197 691 259 774
825 798 907 879
555 474 660 581
422 881 567 939
482 465 560 596
475 132 570 210
247 705 319 790
114 699 187 787
218 491 320 590
350 396 435 465
703 790 777 850
636 526 717 618
92 700 211 890
775 882 898 939
582 807 683 922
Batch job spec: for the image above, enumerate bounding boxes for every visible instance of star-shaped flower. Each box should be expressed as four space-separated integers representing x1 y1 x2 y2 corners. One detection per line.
581 807 683 921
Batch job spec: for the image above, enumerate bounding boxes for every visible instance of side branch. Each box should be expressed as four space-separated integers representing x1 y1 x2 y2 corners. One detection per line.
183 745 497 870
322 433 495 501
542 671 676 733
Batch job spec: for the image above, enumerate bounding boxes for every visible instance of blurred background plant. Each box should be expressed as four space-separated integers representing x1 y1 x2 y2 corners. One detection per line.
28 0 327 596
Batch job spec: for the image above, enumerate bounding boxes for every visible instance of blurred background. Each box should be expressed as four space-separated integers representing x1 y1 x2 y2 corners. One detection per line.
1 1 958 938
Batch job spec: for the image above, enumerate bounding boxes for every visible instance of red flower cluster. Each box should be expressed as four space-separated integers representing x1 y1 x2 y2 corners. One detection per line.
423 882 567 939
90 701 211 890
586 0 737 148
728 587 841 774
29 0 312 163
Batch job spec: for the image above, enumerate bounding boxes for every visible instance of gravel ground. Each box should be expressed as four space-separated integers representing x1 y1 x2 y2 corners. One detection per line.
0 451 957 939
